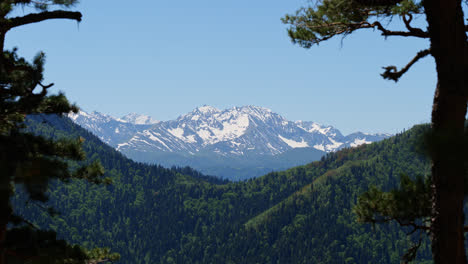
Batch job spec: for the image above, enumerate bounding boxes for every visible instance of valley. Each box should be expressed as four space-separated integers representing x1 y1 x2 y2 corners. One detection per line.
18 115 433 263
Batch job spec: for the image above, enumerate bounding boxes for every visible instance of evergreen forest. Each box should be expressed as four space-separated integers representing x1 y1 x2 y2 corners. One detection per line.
1 0 467 263
16 114 445 263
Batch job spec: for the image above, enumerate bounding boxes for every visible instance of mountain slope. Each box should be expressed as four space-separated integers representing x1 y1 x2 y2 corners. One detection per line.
120 113 159 125
71 106 390 179
115 105 389 155
172 125 434 263
68 111 155 147
19 115 436 263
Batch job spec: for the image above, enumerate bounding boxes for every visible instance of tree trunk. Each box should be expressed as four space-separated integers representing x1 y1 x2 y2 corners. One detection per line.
0 212 7 264
0 26 7 264
0 178 10 264
424 0 468 263
430 83 467 264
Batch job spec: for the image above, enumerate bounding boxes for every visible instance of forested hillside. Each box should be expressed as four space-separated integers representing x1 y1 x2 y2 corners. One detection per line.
19 115 434 263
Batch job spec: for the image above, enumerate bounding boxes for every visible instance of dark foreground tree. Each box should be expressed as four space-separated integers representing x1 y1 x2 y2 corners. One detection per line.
0 1 118 263
283 0 467 263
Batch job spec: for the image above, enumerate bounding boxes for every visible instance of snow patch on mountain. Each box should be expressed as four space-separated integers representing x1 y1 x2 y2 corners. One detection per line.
350 138 372 147
197 105 219 114
325 138 343 151
313 144 325 151
143 131 171 151
120 113 159 125
278 135 309 148
70 106 391 159
68 110 156 146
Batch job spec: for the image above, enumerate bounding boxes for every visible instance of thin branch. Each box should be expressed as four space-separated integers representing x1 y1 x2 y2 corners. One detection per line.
298 20 429 42
11 0 35 4
38 82 54 89
354 0 403 6
372 21 428 38
402 235 423 263
394 218 430 235
402 13 427 37
31 82 52 96
88 259 114 264
10 214 39 230
13 0 55 5
26 199 59 217
403 13 413 26
381 48 431 82
5 10 81 31
370 216 430 233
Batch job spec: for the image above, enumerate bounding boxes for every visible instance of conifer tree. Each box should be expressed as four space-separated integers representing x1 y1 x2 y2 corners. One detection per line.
0 1 118 263
283 0 467 263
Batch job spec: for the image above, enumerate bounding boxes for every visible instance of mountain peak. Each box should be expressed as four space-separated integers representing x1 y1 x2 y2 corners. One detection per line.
240 105 271 112
70 107 391 158
69 110 114 123
194 105 220 114
120 113 159 125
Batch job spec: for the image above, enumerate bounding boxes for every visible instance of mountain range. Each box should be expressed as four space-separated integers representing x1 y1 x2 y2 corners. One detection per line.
69 105 390 179
22 114 433 263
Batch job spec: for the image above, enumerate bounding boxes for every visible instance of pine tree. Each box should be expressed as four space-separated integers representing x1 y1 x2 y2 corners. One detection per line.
282 0 467 263
0 1 117 263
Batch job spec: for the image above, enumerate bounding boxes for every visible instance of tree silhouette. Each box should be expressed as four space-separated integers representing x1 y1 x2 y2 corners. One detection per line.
283 0 467 263
0 1 118 263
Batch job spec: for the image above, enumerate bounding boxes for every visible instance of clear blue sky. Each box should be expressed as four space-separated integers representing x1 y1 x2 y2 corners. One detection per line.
6 0 436 135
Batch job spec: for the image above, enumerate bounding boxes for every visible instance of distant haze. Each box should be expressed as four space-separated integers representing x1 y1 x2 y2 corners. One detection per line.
70 105 391 179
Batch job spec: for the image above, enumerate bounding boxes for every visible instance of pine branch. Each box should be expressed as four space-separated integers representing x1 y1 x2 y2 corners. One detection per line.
10 0 35 4
11 0 76 6
38 82 54 90
5 10 81 31
371 21 428 38
354 0 403 5
401 235 423 263
394 218 430 235
402 13 427 37
299 20 429 44
371 216 430 233
10 214 39 229
12 0 49 4
381 48 431 82
87 258 114 264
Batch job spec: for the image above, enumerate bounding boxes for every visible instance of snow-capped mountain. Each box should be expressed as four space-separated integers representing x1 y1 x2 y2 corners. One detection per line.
71 105 389 155
69 111 157 146
70 106 390 179
114 105 389 155
119 113 159 125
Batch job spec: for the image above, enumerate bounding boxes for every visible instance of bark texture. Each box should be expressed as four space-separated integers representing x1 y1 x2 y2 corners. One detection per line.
0 175 11 264
424 0 468 263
